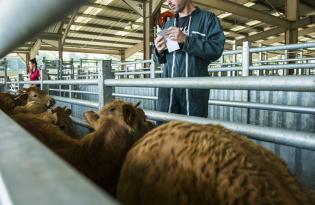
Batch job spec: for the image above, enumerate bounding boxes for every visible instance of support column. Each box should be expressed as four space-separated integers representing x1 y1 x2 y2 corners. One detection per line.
26 53 30 74
143 0 152 61
58 37 63 62
285 0 299 75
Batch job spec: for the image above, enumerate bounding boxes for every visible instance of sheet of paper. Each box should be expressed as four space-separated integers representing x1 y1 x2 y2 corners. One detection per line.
157 28 180 53
166 39 180 53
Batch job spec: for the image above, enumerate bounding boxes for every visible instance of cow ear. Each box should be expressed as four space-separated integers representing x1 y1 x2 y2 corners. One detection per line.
14 93 28 106
122 104 136 126
134 101 141 108
65 107 72 115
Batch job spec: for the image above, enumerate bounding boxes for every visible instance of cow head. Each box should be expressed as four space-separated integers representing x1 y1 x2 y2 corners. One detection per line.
17 87 55 108
84 100 155 140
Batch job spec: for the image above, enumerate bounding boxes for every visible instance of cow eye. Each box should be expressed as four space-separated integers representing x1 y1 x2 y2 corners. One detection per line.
60 126 65 130
33 94 37 97
109 108 115 112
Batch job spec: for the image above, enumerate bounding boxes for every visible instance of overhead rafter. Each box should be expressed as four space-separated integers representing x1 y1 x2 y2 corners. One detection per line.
193 0 290 28
125 42 143 58
77 13 142 26
122 0 143 16
262 26 315 45
87 2 139 16
65 30 143 41
41 46 120 55
66 37 136 46
61 9 78 47
30 39 42 59
65 22 143 33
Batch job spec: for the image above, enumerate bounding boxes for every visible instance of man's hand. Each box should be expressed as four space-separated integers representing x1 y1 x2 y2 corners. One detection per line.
154 35 167 54
165 27 186 43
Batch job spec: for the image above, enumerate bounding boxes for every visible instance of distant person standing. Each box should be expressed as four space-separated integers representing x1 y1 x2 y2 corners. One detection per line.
28 58 40 87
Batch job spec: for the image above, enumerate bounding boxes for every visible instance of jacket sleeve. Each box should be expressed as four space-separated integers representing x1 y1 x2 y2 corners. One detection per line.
153 22 170 65
153 48 166 64
182 14 225 62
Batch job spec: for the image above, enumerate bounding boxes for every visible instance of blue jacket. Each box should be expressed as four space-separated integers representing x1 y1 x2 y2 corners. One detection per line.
153 7 225 117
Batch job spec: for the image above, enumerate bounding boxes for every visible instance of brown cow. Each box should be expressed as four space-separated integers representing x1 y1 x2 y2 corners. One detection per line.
117 121 314 205
13 106 77 138
0 87 55 114
13 100 154 196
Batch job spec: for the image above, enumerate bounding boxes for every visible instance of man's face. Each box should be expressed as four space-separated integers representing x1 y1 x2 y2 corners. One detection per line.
166 0 189 13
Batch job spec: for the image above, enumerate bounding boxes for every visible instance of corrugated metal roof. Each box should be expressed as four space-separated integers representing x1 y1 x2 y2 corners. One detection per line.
14 0 315 56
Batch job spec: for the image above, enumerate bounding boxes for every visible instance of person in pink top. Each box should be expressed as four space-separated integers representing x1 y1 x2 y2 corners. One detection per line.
28 58 40 87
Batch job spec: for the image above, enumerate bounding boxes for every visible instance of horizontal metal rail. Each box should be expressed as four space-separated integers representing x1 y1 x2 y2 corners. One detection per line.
144 110 315 151
254 57 315 64
49 89 98 95
104 76 315 92
208 67 242 72
250 42 315 53
112 93 315 115
113 93 158 100
53 96 99 108
250 63 315 70
208 100 315 114
0 110 118 205
113 60 152 66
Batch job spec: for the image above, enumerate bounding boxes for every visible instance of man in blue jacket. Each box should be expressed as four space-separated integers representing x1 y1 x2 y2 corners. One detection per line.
153 0 225 118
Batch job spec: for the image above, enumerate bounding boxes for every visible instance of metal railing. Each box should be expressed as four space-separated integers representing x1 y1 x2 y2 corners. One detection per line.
0 111 118 205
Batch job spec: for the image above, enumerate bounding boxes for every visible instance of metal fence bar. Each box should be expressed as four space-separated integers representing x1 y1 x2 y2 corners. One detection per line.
250 63 315 70
105 76 315 91
113 93 158 100
250 42 315 53
0 110 118 205
208 100 315 114
0 0 87 58
53 96 99 108
49 89 98 95
144 110 315 151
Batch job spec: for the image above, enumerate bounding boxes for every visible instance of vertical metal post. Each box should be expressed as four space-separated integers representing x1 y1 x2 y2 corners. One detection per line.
17 74 23 90
242 41 251 124
232 42 237 76
242 41 251 77
3 58 8 92
98 60 113 109
150 59 156 79
40 69 43 90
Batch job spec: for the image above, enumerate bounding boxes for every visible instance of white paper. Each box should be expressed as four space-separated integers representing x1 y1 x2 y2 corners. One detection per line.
157 28 180 53
166 39 180 53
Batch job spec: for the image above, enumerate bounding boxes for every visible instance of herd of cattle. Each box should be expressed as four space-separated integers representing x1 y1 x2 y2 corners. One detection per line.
0 86 314 205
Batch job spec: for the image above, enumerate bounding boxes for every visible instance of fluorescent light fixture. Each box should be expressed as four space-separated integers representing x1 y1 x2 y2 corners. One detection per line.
218 12 231 19
231 25 246 31
96 0 113 5
244 2 255 7
246 20 261 26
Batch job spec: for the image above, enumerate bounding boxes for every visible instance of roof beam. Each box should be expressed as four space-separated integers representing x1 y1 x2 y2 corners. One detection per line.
41 46 120 55
262 26 315 45
61 9 78 47
122 0 143 16
193 0 290 28
30 39 42 59
152 0 164 15
125 42 143 58
235 15 315 45
236 27 286 45
87 2 139 16
65 22 143 33
66 37 136 46
66 30 143 41
64 43 129 50
77 13 142 26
